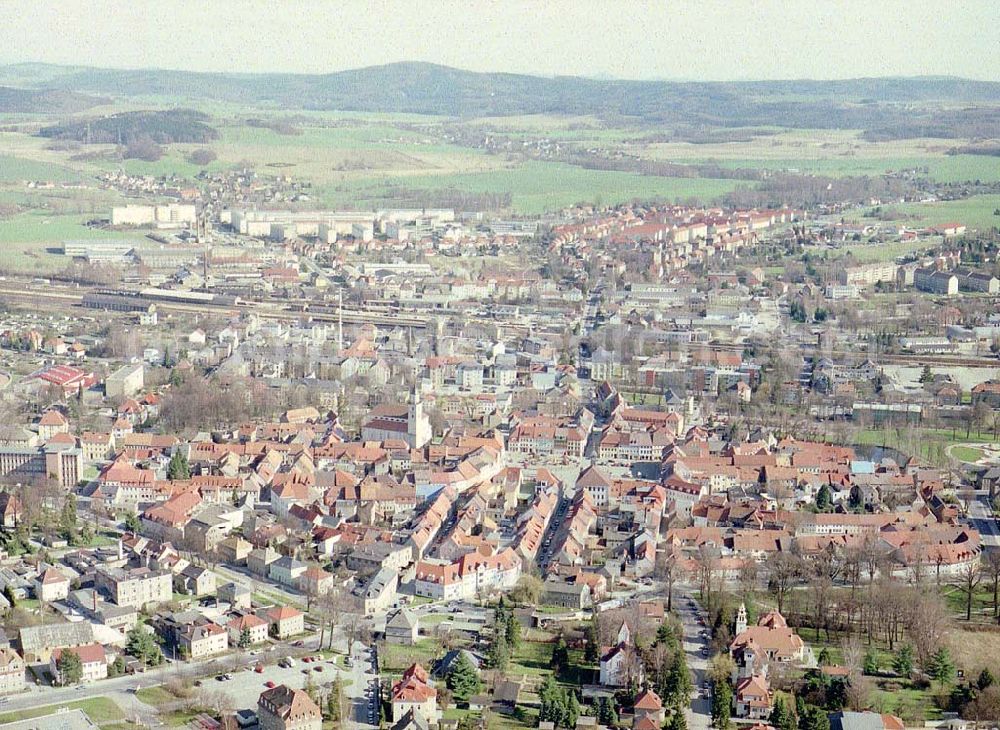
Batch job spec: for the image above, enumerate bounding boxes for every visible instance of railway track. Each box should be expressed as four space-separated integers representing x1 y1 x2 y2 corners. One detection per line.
0 284 996 367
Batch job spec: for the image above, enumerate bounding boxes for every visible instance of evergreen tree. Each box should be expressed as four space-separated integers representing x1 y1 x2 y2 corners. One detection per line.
662 650 692 711
711 681 732 729
447 652 482 703
798 706 830 730
815 484 832 512
551 635 570 672
506 611 522 650
238 627 252 648
596 697 618 726
862 650 879 676
977 668 995 691
487 632 509 672
539 675 562 724
656 622 673 645
57 649 83 685
892 645 913 678
124 512 142 534
770 696 796 730
60 494 78 543
328 674 345 725
127 623 162 666
167 450 191 480
817 648 831 666
565 690 580 728
928 647 955 685
666 712 687 730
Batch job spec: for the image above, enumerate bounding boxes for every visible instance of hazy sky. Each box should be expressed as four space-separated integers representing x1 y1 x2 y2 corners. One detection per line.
2 0 998 81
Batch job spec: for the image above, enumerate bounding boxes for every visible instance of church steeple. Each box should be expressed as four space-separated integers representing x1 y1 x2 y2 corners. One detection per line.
735 602 748 635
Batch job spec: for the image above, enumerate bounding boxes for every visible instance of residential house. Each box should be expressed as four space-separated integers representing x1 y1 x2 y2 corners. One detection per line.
633 689 664 727
386 609 419 646
34 567 71 603
175 565 215 597
265 606 305 639
0 648 24 694
392 663 438 725
177 621 227 659
354 567 398 616
218 582 252 611
258 685 323 730
227 613 269 647
734 675 772 720
51 643 107 684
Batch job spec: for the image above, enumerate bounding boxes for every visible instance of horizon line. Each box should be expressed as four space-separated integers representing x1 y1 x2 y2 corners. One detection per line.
0 59 993 86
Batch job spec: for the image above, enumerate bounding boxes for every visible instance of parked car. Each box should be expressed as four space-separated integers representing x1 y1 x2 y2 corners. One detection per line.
265 681 276 688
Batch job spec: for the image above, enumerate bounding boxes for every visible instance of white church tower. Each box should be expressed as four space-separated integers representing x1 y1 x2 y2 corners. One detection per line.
735 602 748 636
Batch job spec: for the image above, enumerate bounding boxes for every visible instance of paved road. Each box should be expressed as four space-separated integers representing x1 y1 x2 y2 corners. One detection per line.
966 491 1000 548
676 591 712 730
0 631 378 728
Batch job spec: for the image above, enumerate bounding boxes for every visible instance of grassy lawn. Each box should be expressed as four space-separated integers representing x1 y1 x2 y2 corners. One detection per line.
853 426 997 464
135 685 176 704
490 709 538 730
870 684 942 722
951 445 985 463
160 708 204 728
380 637 443 674
0 697 124 726
839 238 938 263
509 639 553 676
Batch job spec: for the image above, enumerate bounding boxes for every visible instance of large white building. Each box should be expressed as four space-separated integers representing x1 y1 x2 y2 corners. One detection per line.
112 204 196 228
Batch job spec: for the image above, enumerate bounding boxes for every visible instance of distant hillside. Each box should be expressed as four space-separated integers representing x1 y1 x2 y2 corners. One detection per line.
3 62 1000 136
0 85 104 113
38 108 218 145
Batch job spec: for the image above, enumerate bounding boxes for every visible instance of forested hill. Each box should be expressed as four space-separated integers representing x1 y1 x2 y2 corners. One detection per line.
0 85 105 113
1 62 999 133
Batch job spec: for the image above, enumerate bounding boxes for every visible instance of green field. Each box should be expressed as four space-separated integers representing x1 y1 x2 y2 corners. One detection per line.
322 161 744 214
839 238 939 263
1 104 999 219
0 211 137 272
0 211 139 273
0 697 124 726
0 154 86 183
709 154 1000 183
891 194 1000 231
